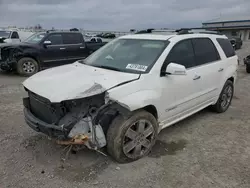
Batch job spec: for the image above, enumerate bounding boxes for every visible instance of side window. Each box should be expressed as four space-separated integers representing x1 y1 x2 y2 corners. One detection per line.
216 38 236 58
47 34 63 45
11 32 19 39
90 38 96 42
192 38 220 66
62 33 83 44
165 39 195 69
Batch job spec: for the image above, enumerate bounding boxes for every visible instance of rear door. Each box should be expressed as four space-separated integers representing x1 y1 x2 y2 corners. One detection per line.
215 38 238 90
191 37 222 104
62 33 89 63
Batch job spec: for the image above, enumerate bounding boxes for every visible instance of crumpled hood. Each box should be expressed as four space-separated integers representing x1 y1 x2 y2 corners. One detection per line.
23 62 140 102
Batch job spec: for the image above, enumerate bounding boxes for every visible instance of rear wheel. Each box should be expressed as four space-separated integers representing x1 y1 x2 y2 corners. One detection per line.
246 64 250 73
107 110 158 163
17 57 39 76
211 80 234 113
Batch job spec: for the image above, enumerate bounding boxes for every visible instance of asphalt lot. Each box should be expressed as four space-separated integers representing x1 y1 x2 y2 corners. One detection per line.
0 44 250 188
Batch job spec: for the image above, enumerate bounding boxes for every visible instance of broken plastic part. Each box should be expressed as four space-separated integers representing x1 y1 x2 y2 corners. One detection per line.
57 134 88 145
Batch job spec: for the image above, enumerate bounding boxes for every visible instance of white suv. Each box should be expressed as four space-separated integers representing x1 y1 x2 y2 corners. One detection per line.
22 31 238 163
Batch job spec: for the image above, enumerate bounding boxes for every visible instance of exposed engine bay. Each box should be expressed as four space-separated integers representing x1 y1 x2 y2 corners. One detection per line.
0 46 22 71
23 89 130 151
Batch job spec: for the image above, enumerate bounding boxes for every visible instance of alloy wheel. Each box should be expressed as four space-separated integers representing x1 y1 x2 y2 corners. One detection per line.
122 119 155 159
221 85 233 109
23 61 35 73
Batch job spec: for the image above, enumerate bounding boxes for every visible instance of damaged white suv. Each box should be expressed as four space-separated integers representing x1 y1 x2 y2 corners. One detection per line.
22 31 238 163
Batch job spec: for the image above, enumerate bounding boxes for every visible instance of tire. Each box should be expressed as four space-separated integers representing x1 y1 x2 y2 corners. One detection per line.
246 64 250 73
107 110 158 163
236 44 240 50
211 80 234 113
17 57 39 76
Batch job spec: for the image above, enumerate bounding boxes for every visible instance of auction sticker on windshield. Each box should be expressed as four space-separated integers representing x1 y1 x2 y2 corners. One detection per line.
126 64 148 72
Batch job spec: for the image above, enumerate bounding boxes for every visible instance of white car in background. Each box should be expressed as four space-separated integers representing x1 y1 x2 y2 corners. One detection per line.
0 30 21 44
22 30 238 163
0 30 33 44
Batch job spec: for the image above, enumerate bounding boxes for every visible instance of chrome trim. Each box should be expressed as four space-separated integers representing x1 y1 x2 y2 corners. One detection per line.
165 88 218 112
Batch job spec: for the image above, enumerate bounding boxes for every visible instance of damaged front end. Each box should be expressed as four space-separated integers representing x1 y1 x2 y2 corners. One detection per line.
0 46 20 71
23 89 129 150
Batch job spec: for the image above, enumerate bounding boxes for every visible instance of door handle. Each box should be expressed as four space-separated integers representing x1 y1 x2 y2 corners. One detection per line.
218 68 224 72
80 47 85 49
60 48 66 50
193 75 201 80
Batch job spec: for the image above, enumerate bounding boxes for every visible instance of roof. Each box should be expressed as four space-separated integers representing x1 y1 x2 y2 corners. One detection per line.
203 15 250 24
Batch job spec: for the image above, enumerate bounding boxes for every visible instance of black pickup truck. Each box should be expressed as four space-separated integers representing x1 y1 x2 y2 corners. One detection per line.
0 31 107 76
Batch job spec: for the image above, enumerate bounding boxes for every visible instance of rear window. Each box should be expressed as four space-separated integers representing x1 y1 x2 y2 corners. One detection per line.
216 38 236 58
192 38 220 66
62 33 83 44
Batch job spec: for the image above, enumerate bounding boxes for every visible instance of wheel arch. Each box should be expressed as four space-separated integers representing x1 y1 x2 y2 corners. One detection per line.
141 105 158 120
17 55 41 70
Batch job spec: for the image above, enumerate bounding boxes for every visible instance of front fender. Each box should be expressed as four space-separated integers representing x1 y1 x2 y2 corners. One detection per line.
109 90 161 112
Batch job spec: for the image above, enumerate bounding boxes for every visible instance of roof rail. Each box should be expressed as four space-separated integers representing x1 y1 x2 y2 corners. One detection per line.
135 28 155 34
134 28 223 36
135 28 177 34
176 28 223 35
46 29 81 33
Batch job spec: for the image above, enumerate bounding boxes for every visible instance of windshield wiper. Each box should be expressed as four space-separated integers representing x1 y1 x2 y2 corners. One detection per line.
92 65 122 72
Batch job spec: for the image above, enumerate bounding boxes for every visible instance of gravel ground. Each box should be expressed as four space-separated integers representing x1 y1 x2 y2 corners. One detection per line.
0 44 250 188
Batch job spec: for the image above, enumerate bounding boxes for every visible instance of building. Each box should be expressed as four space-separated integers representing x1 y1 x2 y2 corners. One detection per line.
202 16 250 41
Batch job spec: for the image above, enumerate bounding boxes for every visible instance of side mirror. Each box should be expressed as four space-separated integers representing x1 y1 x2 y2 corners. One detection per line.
163 62 187 75
43 40 52 46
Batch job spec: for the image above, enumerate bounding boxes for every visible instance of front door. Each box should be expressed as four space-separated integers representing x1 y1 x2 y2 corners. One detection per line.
41 33 68 68
160 39 203 128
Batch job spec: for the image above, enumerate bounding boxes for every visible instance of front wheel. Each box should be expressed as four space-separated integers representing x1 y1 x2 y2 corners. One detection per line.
17 57 39 76
107 110 158 163
211 80 234 113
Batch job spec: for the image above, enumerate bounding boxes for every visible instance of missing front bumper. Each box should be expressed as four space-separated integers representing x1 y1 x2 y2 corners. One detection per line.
23 107 107 149
0 60 16 71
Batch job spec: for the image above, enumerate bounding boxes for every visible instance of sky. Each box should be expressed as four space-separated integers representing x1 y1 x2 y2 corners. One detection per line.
0 0 250 31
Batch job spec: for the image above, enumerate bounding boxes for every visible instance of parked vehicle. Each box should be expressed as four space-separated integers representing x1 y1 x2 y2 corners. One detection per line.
102 33 116 38
0 30 21 44
22 31 238 163
87 36 113 43
89 37 103 43
0 31 107 76
244 55 250 73
228 36 243 50
96 33 104 37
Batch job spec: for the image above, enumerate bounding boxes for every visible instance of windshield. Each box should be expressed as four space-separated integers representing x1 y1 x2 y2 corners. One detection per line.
24 32 46 44
83 38 168 73
0 31 11 38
